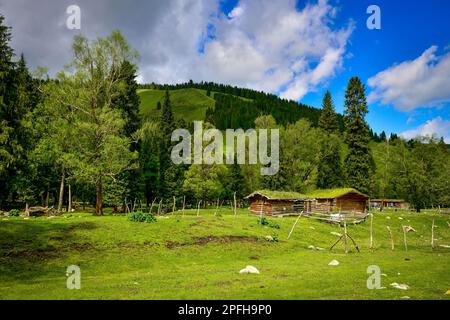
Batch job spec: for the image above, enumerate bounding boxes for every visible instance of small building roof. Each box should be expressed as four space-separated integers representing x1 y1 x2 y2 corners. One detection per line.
245 190 308 200
305 188 369 199
370 199 406 203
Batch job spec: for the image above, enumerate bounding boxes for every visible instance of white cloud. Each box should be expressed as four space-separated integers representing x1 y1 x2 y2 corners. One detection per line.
228 6 243 19
203 0 354 100
368 46 450 111
1 0 353 100
401 117 450 142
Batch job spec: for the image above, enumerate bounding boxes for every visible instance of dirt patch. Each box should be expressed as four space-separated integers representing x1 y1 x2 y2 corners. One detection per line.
4 247 59 260
166 235 259 249
117 241 160 249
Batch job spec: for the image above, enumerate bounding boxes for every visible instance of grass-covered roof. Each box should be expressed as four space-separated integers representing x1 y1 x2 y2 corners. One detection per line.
246 188 369 201
245 190 308 200
305 188 368 199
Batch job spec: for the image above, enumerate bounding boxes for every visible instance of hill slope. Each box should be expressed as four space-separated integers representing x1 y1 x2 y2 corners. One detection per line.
138 88 215 122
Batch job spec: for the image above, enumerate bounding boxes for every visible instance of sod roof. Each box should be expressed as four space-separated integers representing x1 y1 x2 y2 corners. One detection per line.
245 190 308 200
305 188 369 199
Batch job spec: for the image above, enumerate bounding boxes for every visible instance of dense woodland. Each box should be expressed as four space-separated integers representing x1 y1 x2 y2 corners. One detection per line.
0 16 449 215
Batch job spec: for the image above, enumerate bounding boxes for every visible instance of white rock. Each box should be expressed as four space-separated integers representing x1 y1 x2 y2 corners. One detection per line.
239 265 260 274
398 217 404 220
330 232 342 237
328 259 339 266
390 282 409 290
265 235 274 242
381 273 387 277
439 245 450 248
386 216 391 220
307 245 324 251
401 296 410 299
309 226 315 230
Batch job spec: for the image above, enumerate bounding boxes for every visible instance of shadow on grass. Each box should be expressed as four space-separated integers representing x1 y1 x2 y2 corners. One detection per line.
0 220 97 282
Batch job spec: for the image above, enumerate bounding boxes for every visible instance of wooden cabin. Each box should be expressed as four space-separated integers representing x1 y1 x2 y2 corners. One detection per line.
246 188 369 216
245 190 312 216
306 188 369 214
370 199 409 210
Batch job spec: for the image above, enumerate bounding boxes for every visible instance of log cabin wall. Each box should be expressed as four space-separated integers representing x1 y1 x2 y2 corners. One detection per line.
335 193 367 213
248 196 297 216
310 199 333 214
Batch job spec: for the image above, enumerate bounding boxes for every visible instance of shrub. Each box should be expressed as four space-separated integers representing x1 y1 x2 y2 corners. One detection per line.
8 209 20 217
257 217 280 229
127 211 157 223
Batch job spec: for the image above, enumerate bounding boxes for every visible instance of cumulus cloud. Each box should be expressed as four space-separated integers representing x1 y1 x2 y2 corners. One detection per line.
0 0 353 100
401 117 450 143
368 46 450 111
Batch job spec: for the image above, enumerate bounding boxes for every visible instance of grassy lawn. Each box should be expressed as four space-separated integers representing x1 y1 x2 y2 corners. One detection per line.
138 88 215 122
0 208 449 299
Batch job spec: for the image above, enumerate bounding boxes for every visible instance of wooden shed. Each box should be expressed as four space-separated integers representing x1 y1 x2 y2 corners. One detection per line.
306 188 369 214
245 190 311 216
370 199 409 210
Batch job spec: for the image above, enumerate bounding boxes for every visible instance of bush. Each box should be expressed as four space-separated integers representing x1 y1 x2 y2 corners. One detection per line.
127 211 157 223
8 209 20 217
257 217 280 229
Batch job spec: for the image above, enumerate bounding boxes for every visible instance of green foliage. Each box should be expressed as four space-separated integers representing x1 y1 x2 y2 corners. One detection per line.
318 91 338 133
343 77 373 194
257 217 280 229
8 209 20 217
127 211 157 223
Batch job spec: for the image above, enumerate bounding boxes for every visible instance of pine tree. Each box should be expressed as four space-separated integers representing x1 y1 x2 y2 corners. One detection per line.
159 90 177 196
0 16 39 207
318 91 338 133
228 161 245 199
343 77 373 194
113 60 141 139
317 92 342 188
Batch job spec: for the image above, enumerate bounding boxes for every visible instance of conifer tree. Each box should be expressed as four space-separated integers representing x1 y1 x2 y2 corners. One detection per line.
317 91 342 188
343 77 373 194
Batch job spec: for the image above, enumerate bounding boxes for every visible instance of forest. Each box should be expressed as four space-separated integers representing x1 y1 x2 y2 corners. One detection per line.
0 16 449 216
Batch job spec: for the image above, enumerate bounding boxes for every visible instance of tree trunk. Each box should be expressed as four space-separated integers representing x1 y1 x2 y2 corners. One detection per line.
95 179 103 215
68 184 72 213
58 170 65 212
45 191 50 208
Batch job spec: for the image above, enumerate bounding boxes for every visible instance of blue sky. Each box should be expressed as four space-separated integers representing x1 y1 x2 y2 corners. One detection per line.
2 0 449 140
220 0 450 139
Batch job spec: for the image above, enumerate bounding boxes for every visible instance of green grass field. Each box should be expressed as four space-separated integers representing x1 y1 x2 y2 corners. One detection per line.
1 208 449 299
138 88 215 122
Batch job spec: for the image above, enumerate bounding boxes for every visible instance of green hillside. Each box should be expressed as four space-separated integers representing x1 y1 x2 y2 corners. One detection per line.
138 88 215 122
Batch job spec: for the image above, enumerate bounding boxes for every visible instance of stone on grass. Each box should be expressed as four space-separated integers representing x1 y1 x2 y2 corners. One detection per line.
328 259 339 266
265 235 274 242
308 245 324 251
401 296 410 299
445 290 450 295
390 282 409 290
239 265 260 274
439 245 450 248
330 232 342 237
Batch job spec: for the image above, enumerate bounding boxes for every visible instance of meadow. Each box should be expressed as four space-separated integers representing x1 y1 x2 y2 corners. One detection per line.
1 208 449 300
